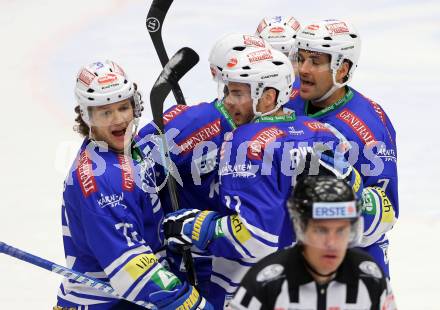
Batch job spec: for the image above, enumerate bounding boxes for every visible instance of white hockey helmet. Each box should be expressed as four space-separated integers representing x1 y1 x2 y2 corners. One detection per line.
256 16 301 56
208 33 268 82
221 47 294 118
294 19 361 102
74 60 142 126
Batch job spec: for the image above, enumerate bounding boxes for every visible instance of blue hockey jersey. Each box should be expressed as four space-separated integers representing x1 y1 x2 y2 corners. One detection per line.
206 114 357 300
285 87 398 242
57 139 183 309
136 100 236 213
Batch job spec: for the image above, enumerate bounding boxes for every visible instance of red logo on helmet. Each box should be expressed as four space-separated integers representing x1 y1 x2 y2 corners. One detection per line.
227 57 238 68
98 73 118 85
326 22 349 35
78 69 95 86
256 19 268 34
243 35 266 48
307 24 320 31
270 27 285 33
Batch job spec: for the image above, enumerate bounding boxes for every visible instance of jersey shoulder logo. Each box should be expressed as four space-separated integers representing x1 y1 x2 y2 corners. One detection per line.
76 150 98 197
256 264 285 282
163 105 190 125
178 118 222 154
336 108 377 145
247 126 285 160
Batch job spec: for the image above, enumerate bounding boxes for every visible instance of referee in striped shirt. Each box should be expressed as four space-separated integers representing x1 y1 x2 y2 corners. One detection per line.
229 176 396 310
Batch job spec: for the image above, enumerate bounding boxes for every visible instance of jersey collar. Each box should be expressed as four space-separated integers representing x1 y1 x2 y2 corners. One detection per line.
305 86 354 118
254 112 296 123
214 99 236 130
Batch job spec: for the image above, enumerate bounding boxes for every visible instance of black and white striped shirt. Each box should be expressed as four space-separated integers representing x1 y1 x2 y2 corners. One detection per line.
228 246 396 310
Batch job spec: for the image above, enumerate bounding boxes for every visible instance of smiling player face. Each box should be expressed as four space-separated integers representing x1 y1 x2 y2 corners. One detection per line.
89 98 134 152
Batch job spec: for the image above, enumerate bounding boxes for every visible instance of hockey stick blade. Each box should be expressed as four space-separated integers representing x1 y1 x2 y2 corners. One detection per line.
146 0 188 105
0 241 154 309
150 47 199 132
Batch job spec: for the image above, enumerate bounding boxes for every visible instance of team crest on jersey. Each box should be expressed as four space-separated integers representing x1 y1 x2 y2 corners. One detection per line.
247 127 285 160
336 109 377 145
359 261 382 279
256 264 284 282
118 155 134 191
163 105 190 125
178 119 222 154
76 150 97 197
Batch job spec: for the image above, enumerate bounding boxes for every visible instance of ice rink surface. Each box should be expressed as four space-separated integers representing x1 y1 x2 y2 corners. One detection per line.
0 0 439 308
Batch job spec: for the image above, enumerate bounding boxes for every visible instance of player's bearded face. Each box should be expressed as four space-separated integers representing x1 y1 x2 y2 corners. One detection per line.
89 99 135 152
297 50 333 101
302 219 351 276
223 82 254 126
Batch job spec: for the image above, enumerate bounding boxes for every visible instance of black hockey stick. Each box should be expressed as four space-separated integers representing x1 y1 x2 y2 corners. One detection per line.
150 47 200 287
146 0 187 105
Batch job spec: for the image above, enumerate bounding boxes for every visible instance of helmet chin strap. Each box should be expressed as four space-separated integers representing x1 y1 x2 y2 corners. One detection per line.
311 65 346 104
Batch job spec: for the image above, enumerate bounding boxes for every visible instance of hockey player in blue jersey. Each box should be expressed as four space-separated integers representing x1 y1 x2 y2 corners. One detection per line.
134 34 272 304
285 19 398 277
163 46 363 307
55 60 212 309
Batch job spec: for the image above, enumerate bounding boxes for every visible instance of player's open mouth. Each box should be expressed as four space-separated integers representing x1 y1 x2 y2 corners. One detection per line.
301 78 314 86
111 128 127 137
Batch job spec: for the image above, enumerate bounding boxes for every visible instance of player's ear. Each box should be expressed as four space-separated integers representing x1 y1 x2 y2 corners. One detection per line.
336 61 350 84
263 88 277 107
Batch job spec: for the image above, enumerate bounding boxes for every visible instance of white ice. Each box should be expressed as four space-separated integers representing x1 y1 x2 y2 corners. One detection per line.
0 0 439 308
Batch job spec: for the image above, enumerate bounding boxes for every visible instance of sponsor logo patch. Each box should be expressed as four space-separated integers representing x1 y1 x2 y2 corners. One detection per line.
270 26 285 33
303 121 331 132
163 105 190 125
227 57 238 68
123 253 158 280
326 21 350 35
247 127 285 160
230 214 251 244
246 49 273 64
243 35 266 48
336 108 377 145
307 24 320 31
287 17 301 31
256 19 268 34
219 163 256 178
76 151 97 197
376 144 397 163
97 193 127 209
97 73 118 85
178 119 222 154
78 69 95 86
313 201 357 219
118 155 134 191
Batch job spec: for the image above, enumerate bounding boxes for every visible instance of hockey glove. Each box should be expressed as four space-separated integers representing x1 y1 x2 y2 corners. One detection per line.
163 209 220 252
149 282 214 310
